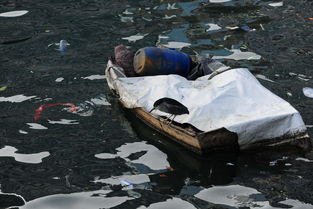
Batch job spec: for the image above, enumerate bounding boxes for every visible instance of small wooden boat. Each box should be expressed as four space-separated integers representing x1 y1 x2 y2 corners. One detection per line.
105 60 311 154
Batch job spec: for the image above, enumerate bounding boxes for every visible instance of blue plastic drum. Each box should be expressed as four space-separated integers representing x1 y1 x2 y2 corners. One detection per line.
133 47 191 77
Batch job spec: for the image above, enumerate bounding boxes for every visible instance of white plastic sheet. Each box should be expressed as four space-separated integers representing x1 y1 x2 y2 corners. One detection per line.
106 61 306 146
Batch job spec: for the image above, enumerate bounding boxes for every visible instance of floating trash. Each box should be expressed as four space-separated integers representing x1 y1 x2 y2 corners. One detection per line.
55 77 64 82
239 25 251 32
0 86 7 91
268 2 283 7
48 40 70 52
303 87 313 98
295 157 313 162
19 130 28 134
34 103 77 120
0 10 28 17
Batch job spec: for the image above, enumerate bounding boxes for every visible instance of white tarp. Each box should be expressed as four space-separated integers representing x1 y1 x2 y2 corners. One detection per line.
106 61 306 146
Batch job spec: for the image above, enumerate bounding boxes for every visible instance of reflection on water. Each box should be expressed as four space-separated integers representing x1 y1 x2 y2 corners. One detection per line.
1 0 313 208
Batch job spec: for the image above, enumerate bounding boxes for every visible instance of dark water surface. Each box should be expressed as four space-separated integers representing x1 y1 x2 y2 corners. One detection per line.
1 0 313 208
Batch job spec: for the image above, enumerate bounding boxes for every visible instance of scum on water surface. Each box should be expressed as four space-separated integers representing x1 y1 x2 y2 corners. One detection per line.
1 0 313 208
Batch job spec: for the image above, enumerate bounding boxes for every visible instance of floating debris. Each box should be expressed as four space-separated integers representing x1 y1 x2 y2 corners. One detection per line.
0 10 28 17
48 40 70 52
55 77 64 82
34 103 77 120
295 157 313 162
303 87 313 98
0 86 7 91
268 2 283 7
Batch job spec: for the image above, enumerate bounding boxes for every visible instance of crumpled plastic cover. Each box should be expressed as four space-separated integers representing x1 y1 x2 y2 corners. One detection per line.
106 61 306 146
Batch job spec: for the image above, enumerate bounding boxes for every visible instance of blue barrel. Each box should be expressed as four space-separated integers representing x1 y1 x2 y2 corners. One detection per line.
133 47 191 77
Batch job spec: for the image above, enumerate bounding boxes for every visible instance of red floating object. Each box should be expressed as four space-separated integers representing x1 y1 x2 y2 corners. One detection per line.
34 103 76 120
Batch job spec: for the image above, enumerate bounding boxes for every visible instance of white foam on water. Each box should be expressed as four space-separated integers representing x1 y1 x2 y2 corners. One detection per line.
269 2 283 7
205 23 222 31
167 3 178 10
279 199 313 209
163 41 191 49
21 190 133 209
90 96 111 106
122 9 134 15
0 10 28 17
122 34 148 42
295 157 313 162
303 87 313 98
120 15 134 23
209 0 232 3
163 14 176 19
0 94 36 103
0 146 49 164
255 74 275 83
27 123 48 130
19 130 28 134
116 141 170 170
195 184 313 208
55 77 64 82
93 174 150 186
82 75 106 80
213 49 261 60
48 119 79 125
95 153 117 159
195 185 270 208
137 197 197 209
95 141 170 171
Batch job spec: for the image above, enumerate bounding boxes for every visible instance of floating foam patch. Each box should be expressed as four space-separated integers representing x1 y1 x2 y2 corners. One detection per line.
55 77 64 82
163 41 191 49
95 141 170 171
0 10 28 17
93 174 150 186
268 2 283 7
0 95 36 103
122 33 148 42
48 119 79 125
26 123 48 130
303 87 313 98
213 49 261 60
137 198 197 209
0 146 49 164
82 75 106 80
20 190 133 209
